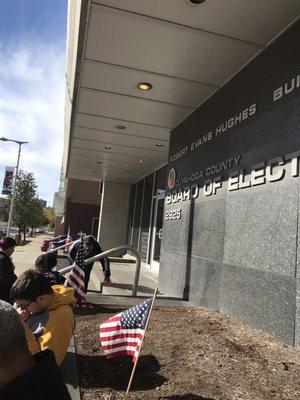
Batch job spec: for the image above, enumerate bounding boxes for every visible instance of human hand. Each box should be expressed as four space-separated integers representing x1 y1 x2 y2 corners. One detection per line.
16 307 30 321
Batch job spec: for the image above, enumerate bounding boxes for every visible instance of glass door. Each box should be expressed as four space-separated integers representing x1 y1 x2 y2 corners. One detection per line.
150 196 164 273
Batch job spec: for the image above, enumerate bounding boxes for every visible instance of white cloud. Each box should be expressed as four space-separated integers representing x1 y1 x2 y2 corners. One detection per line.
0 40 65 205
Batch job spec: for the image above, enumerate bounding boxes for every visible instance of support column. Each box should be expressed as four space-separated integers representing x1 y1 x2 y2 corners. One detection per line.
97 182 130 254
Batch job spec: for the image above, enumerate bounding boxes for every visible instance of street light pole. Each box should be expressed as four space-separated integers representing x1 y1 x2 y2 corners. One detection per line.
0 137 28 236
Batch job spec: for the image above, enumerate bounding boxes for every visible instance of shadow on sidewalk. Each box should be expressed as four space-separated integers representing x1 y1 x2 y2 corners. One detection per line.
18 239 32 246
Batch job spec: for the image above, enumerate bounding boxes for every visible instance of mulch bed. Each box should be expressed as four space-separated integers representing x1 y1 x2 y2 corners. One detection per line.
74 304 300 400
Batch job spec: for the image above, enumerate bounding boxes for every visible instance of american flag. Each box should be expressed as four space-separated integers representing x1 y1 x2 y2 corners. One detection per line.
65 240 94 308
99 298 152 363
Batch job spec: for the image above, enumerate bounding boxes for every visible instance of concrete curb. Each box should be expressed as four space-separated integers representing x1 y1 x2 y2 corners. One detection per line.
60 337 81 400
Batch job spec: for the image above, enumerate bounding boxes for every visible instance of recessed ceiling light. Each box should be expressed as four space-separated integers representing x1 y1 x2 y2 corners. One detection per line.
138 159 144 163
187 0 206 4
116 125 126 130
96 161 102 165
105 146 111 149
137 82 152 91
156 143 163 147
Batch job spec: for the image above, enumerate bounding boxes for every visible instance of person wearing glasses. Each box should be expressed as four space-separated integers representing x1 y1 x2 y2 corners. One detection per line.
0 300 71 399
11 269 75 366
0 237 17 303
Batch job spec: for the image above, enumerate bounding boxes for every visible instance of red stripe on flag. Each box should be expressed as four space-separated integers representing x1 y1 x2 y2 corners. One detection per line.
100 332 143 342
100 325 123 333
102 338 142 351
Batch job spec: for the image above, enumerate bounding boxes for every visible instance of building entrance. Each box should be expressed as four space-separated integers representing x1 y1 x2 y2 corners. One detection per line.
150 196 164 273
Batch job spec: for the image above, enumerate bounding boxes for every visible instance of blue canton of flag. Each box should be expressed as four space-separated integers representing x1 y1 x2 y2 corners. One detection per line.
121 299 151 329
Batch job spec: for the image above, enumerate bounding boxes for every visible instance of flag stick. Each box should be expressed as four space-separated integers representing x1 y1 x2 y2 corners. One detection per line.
125 288 158 396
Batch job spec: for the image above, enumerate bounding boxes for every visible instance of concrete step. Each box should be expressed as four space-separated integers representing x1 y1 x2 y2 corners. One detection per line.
109 256 135 263
92 282 161 294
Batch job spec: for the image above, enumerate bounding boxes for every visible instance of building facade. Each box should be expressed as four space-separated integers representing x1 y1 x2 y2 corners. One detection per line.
59 0 300 345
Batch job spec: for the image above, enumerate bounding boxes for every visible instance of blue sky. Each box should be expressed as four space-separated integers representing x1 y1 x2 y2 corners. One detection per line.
0 0 67 205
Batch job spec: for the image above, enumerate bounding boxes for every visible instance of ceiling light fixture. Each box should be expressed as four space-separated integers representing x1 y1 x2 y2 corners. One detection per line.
138 159 144 164
96 161 102 165
156 143 163 147
137 82 152 91
105 146 111 149
116 125 126 130
187 0 206 4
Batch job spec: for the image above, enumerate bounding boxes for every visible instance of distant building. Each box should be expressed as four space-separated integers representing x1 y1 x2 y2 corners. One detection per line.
39 199 47 208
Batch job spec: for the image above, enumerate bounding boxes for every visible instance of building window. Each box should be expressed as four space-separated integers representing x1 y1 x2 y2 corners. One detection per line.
131 180 144 250
127 184 136 245
140 173 154 263
154 165 167 196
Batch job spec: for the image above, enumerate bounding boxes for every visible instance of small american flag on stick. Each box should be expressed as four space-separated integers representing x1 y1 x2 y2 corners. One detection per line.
65 240 94 308
99 298 152 363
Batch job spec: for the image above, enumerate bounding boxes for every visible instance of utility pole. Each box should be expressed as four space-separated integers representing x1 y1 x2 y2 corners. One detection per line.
0 137 28 236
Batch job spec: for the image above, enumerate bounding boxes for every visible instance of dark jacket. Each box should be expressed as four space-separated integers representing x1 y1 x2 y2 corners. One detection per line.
0 350 71 400
0 251 17 302
44 271 66 286
68 241 110 278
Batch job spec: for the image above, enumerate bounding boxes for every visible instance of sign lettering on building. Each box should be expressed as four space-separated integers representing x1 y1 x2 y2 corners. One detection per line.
165 152 300 220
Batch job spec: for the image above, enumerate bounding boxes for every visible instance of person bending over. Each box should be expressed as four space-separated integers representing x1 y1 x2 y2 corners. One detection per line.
35 252 66 286
68 235 111 292
0 237 17 302
0 300 71 399
11 269 75 365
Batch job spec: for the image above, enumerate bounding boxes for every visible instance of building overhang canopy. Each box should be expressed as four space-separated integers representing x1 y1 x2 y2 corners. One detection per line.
65 0 299 184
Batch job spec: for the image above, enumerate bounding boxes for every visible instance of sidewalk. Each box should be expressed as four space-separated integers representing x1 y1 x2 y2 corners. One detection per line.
87 258 158 297
13 233 53 275
13 235 185 304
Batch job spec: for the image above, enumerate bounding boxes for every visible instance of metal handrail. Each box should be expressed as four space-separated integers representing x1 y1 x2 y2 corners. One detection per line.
47 239 79 253
59 245 141 297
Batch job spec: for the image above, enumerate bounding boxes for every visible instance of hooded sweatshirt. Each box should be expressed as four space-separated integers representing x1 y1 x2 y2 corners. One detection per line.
24 285 75 365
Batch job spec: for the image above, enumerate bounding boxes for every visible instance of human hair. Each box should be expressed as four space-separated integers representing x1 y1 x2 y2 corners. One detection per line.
35 252 57 273
0 300 26 359
11 269 53 302
83 235 96 246
0 236 16 250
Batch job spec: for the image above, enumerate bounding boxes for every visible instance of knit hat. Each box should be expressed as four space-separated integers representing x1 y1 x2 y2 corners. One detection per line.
0 237 17 250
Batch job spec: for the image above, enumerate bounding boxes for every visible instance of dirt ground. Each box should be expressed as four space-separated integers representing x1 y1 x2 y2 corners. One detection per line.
74 304 300 400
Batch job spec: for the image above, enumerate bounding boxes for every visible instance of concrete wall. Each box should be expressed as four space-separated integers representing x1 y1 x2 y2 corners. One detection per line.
98 182 130 253
64 178 101 234
66 178 101 206
62 0 84 176
159 21 300 345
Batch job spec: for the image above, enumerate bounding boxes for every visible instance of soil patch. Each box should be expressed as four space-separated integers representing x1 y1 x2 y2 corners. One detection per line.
74 305 300 400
